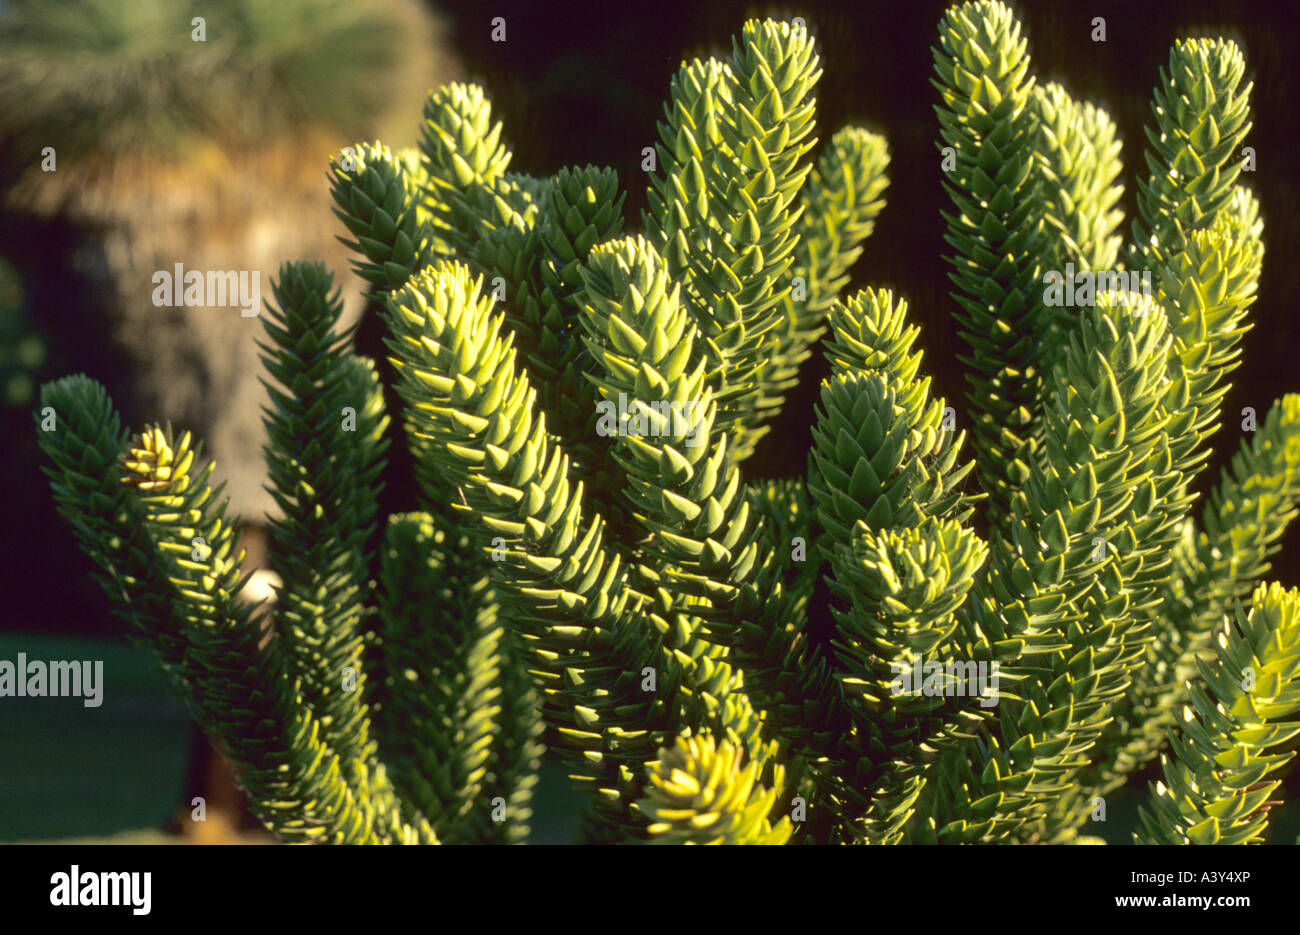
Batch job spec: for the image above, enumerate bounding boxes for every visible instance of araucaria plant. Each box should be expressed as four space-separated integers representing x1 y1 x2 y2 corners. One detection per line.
36 2 1300 844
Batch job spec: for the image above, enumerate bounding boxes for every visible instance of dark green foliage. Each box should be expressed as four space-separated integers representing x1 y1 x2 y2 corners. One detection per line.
35 4 1300 846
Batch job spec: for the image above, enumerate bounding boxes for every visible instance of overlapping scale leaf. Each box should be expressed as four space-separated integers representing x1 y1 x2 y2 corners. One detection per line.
35 380 429 843
328 141 433 292
577 235 767 765
418 82 513 254
578 237 759 600
121 424 432 843
374 513 488 838
1099 395 1300 783
257 261 397 819
634 732 792 844
830 518 989 842
1080 214 1263 795
381 260 685 833
831 517 988 714
1066 191 1264 812
1137 583 1300 845
1130 38 1253 271
645 19 820 463
908 729 1030 843
534 166 627 498
808 373 925 552
933 0 1052 537
744 477 819 616
1029 82 1125 378
761 127 890 418
1031 82 1125 273
460 171 552 392
1154 203 1262 459
376 513 542 844
929 293 1177 841
1010 291 1181 615
823 288 981 525
700 477 852 820
393 146 445 255
491 621 548 843
807 370 961 836
35 377 190 681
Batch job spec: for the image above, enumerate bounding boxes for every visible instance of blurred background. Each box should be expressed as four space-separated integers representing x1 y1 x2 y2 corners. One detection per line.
0 0 1296 843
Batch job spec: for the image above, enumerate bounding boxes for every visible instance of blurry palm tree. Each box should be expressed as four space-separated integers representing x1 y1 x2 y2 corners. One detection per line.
0 0 458 840
0 0 421 160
